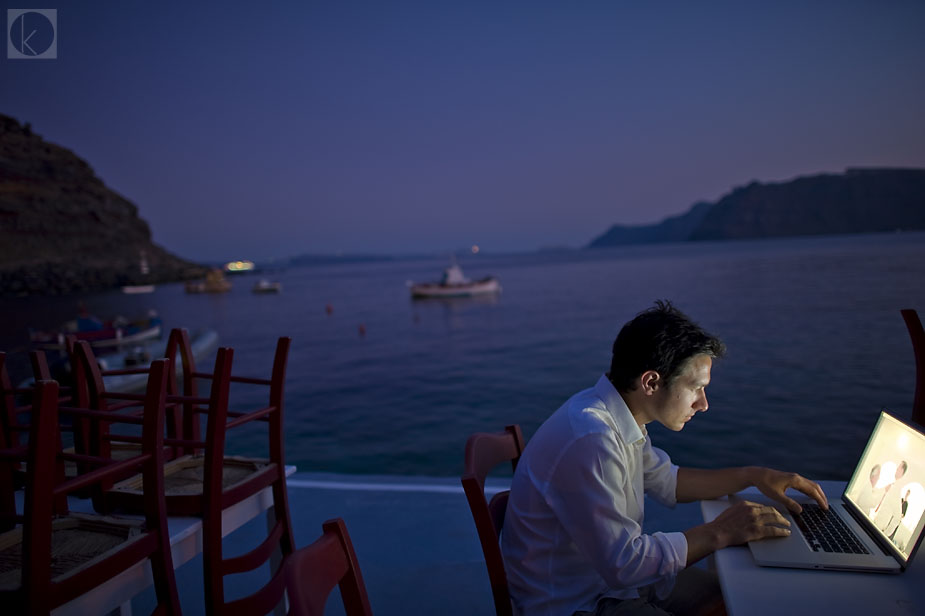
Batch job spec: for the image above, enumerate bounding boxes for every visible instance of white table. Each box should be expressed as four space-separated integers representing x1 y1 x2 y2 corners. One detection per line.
45 465 297 615
701 481 923 616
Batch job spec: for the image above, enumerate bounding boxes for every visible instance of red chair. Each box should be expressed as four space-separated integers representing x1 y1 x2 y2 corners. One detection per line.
0 353 30 531
100 340 296 615
901 309 925 427
0 361 180 614
284 518 373 616
461 424 526 616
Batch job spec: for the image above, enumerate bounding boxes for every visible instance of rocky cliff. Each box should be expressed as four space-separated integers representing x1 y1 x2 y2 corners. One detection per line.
588 168 925 248
0 114 205 295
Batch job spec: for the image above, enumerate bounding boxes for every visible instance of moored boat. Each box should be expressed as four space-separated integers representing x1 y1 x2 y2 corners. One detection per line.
409 264 501 298
185 269 232 293
29 309 163 351
21 328 220 394
252 279 282 294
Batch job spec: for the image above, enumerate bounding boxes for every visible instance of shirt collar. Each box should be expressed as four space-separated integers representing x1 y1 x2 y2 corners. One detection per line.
594 374 646 445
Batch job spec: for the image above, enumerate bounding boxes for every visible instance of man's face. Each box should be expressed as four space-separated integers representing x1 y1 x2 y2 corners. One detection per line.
649 354 712 432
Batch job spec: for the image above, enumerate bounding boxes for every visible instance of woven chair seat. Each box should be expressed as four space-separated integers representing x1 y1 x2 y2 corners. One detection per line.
0 511 144 590
106 454 272 515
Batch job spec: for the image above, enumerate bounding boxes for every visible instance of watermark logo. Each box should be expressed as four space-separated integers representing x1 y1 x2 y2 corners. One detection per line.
7 9 57 59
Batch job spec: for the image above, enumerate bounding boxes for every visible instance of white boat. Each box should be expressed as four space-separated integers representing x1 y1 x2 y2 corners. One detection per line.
122 250 156 294
29 310 163 351
252 279 282 294
409 264 501 299
22 329 220 394
100 329 220 393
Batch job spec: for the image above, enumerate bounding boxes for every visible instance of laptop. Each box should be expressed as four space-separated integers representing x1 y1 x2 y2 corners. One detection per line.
705 410 925 573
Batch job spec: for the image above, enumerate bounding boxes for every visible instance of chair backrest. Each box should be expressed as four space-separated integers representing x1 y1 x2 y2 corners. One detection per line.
460 424 526 616
0 352 25 451
901 309 925 427
197 338 296 615
284 518 373 616
9 361 180 614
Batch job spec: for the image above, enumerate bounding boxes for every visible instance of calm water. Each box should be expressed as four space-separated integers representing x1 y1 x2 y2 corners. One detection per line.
3 232 925 481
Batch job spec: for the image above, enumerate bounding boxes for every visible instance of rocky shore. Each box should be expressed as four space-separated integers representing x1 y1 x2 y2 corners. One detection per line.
0 114 206 296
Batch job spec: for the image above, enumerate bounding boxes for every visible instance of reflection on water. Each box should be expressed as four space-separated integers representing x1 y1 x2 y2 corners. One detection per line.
3 232 925 478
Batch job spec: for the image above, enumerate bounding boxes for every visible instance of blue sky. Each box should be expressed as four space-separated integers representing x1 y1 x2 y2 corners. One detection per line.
3 1 924 261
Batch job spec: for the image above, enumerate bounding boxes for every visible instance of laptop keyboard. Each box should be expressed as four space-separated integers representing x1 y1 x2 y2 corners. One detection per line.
793 504 870 554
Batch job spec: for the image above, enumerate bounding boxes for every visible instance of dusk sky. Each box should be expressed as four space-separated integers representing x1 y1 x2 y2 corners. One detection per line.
3 1 924 262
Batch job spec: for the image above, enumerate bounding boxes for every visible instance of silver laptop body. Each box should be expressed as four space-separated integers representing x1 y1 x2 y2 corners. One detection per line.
707 411 925 573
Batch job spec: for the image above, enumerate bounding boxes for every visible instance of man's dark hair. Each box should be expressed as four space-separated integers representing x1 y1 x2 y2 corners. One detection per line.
609 300 726 392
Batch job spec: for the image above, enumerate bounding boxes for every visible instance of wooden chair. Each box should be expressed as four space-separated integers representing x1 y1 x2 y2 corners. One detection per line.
283 518 373 616
91 327 205 457
0 361 180 614
0 353 30 531
102 340 296 615
460 424 526 616
901 309 925 427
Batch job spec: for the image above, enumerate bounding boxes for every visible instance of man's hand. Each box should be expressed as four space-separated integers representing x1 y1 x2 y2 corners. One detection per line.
711 500 793 545
749 467 828 513
684 500 792 565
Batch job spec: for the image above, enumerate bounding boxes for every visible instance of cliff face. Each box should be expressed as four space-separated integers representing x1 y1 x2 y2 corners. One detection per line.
691 169 925 240
587 201 712 248
0 114 205 295
588 168 925 248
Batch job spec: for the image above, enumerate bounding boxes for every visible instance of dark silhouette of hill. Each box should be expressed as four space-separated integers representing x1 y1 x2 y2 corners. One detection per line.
0 114 205 295
588 168 925 248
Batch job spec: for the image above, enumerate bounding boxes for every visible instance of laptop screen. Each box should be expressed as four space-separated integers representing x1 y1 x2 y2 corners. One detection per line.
844 411 925 564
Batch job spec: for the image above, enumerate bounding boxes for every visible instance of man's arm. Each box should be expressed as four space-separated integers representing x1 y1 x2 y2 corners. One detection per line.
683 500 793 566
677 466 830 566
676 466 828 512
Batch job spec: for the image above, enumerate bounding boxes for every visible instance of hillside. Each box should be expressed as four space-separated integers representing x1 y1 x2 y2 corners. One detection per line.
0 114 205 295
588 168 925 248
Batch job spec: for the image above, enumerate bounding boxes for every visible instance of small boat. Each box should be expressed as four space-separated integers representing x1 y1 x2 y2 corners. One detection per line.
409 264 501 299
122 250 156 294
99 329 220 393
22 329 220 394
185 269 232 293
252 279 282 294
29 309 163 351
224 260 255 274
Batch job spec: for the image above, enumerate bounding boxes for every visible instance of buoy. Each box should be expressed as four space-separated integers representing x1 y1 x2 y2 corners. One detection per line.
325 304 334 316
358 324 366 337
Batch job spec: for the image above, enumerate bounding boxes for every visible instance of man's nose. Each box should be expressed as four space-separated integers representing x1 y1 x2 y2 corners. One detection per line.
697 390 709 413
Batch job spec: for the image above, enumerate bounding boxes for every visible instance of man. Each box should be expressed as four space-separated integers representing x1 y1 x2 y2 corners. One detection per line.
501 301 828 616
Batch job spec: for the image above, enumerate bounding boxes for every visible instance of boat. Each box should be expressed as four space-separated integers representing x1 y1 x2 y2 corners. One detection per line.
29 309 163 351
252 279 282 294
224 260 255 274
99 329 220 393
22 328 220 394
185 269 232 293
409 264 501 298
121 250 156 294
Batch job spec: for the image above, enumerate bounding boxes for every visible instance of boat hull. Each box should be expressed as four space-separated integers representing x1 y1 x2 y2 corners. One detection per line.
410 277 501 298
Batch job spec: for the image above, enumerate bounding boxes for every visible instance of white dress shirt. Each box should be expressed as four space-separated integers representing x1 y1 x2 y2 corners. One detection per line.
501 375 688 616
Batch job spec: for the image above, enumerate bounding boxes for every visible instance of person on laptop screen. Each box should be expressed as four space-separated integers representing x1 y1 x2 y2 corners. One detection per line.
501 300 829 616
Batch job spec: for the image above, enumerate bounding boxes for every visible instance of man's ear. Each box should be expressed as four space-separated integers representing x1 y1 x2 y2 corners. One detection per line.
640 370 661 395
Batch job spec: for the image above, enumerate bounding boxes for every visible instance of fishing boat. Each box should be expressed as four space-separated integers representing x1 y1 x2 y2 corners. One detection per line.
409 264 501 299
121 250 156 294
22 328 220 394
252 279 282 294
185 269 232 293
29 309 163 351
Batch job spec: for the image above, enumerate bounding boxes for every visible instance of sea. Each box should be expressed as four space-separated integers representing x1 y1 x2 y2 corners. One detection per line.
3 231 925 482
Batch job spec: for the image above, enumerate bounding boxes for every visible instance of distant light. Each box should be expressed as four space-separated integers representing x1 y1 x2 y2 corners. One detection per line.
225 260 255 272
471 245 480 254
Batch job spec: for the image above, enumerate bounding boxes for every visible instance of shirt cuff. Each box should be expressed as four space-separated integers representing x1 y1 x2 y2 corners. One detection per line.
664 530 688 568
